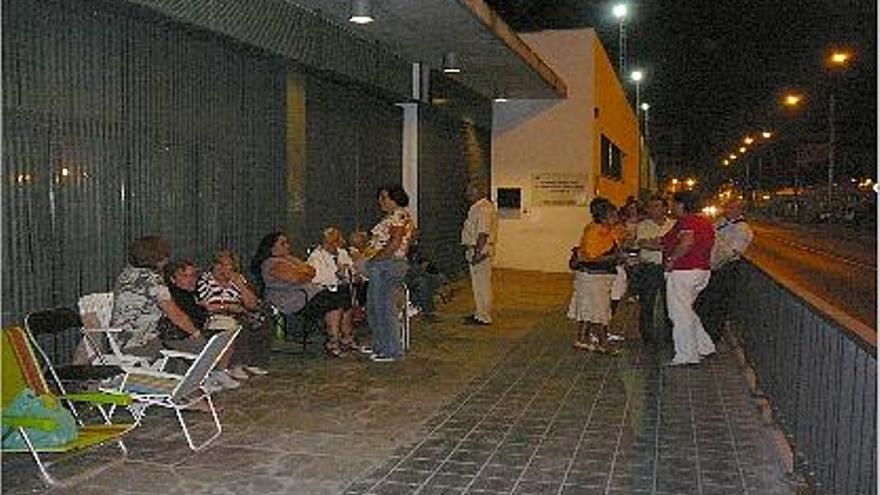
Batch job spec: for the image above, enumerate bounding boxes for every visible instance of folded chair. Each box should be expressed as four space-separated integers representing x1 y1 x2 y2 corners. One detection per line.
1 327 135 486
76 292 154 371
24 308 125 394
116 325 240 451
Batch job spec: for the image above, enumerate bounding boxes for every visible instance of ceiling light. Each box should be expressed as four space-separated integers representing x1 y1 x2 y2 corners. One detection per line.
442 52 460 74
349 0 373 24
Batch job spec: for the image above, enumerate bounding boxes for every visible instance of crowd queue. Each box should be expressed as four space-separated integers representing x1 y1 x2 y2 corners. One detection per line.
568 191 753 366
107 178 750 393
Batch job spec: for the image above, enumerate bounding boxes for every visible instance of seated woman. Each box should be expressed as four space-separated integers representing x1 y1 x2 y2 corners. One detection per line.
110 236 202 361
197 250 270 377
251 232 348 356
307 227 356 355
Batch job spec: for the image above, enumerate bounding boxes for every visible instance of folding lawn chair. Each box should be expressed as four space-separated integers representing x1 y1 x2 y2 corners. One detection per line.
1 327 136 486
116 323 240 451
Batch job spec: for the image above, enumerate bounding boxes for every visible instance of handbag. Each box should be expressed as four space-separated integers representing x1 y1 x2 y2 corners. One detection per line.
1 388 78 449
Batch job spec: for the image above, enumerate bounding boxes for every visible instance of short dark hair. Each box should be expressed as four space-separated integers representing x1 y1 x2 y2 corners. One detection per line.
589 197 615 223
165 258 197 282
672 191 700 213
380 184 409 207
128 236 171 269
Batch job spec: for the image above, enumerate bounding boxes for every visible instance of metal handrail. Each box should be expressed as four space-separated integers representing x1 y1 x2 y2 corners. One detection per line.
733 256 876 495
744 252 876 353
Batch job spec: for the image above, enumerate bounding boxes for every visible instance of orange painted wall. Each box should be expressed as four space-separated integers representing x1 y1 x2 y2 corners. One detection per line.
591 35 640 206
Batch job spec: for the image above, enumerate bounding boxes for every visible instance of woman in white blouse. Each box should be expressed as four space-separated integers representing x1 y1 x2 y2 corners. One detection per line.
307 227 356 356
364 184 414 362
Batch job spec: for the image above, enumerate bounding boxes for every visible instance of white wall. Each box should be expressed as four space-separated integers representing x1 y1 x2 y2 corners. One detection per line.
492 29 597 272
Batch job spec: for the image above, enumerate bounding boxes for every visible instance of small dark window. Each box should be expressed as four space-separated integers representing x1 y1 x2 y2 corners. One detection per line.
601 134 623 181
496 188 522 209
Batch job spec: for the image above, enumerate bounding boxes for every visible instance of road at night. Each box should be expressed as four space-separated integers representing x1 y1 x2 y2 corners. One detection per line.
746 219 876 329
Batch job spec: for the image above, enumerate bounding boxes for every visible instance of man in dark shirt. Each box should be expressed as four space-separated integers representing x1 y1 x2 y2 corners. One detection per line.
163 259 209 338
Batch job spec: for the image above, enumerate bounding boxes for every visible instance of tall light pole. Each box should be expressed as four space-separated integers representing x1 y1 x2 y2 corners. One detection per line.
640 102 650 143
630 69 643 111
612 4 628 77
827 50 851 208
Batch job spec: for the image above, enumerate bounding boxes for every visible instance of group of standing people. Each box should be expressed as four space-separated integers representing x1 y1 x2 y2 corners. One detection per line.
568 191 753 365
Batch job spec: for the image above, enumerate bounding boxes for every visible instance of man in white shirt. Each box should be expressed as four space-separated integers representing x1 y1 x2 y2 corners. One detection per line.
697 199 754 342
633 195 676 344
460 180 498 325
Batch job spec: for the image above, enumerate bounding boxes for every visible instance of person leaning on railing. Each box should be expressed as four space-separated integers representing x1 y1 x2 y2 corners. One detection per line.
696 199 754 343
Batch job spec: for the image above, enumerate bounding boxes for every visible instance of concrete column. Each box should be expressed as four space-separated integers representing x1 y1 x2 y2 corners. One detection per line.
399 102 419 225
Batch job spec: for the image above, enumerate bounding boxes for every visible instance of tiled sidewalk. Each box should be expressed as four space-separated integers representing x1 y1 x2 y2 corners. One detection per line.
2 271 798 495
343 319 796 495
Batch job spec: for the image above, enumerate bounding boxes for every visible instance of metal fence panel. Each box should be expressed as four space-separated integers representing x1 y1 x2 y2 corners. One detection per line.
732 262 876 495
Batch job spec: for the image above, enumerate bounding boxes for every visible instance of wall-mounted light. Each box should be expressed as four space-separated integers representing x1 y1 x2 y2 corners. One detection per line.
349 0 374 24
442 52 461 74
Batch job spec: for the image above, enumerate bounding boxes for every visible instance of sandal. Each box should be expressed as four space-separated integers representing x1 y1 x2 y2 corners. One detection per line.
339 340 359 352
325 343 342 358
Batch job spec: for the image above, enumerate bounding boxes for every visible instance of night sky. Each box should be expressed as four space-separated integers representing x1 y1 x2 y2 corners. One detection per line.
485 0 877 190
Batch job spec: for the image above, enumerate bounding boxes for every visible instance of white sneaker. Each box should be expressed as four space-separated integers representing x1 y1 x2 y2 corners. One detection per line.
243 365 269 376
406 303 421 317
227 366 250 381
608 333 625 342
208 370 241 390
370 354 397 363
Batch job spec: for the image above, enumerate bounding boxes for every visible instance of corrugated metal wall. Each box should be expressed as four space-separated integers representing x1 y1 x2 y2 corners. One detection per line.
2 0 489 324
2 0 287 324
418 107 492 277
302 77 403 248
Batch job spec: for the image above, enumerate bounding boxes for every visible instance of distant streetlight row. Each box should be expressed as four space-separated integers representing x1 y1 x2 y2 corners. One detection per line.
720 49 854 198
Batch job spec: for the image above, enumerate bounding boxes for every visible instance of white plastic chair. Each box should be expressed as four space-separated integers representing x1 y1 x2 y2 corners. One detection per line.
76 292 152 371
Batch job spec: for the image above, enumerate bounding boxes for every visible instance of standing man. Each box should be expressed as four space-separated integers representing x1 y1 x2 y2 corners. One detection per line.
697 199 754 342
633 194 676 345
461 180 498 326
662 191 716 366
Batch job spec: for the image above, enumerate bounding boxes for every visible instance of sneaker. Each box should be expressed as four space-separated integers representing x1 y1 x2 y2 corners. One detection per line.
226 366 250 381
243 365 269 376
208 370 241 390
370 354 397 363
665 359 699 367
406 303 421 317
359 346 373 355
608 333 625 342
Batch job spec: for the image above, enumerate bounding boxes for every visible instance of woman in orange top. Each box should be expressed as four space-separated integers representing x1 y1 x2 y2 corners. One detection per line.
567 197 625 353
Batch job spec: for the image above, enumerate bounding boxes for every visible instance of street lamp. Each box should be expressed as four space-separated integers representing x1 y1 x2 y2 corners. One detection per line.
743 136 754 145
640 102 650 143
783 93 803 107
630 69 643 111
612 4 628 77
826 49 853 207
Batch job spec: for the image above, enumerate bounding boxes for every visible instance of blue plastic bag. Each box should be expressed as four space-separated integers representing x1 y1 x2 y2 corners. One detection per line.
2 388 78 449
